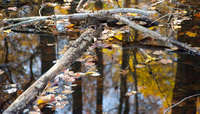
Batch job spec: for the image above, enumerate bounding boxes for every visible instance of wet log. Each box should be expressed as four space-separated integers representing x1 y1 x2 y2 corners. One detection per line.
3 27 102 114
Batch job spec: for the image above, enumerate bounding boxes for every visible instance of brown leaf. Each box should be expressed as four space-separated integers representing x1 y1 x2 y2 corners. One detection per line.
0 69 5 75
62 89 73 94
152 50 164 55
159 59 172 64
136 64 146 68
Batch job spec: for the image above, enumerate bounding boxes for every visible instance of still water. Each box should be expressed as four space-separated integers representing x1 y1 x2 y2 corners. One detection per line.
0 0 200 114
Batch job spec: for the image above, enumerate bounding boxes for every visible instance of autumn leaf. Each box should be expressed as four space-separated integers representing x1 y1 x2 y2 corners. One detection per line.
185 31 197 37
0 69 4 75
126 91 137 96
152 50 164 55
144 55 158 64
3 29 12 34
86 71 101 77
194 12 200 18
159 59 172 64
127 13 137 16
37 94 55 106
113 31 123 41
62 89 73 94
136 64 146 68
66 24 74 29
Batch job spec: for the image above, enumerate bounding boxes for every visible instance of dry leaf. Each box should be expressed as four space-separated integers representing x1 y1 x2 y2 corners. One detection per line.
126 91 137 96
3 29 12 33
173 25 181 29
136 64 146 68
37 94 55 105
62 89 73 94
159 59 172 64
170 46 178 51
185 31 197 38
152 50 164 55
0 69 5 75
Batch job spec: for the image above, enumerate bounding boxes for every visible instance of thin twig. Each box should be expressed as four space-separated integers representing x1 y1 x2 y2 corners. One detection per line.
151 13 170 24
76 0 88 12
39 4 46 16
164 93 200 114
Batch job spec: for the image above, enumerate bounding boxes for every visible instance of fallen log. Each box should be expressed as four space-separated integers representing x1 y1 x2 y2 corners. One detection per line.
3 27 102 114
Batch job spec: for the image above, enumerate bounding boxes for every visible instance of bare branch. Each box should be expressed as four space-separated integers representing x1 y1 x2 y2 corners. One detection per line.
1 8 156 30
112 14 200 55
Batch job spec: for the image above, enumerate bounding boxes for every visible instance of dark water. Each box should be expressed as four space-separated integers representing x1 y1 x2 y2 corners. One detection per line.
0 0 200 114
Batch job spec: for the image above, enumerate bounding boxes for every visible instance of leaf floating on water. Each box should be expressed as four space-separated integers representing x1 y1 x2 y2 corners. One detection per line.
86 71 101 77
3 88 17 94
173 25 181 29
144 55 158 64
136 64 146 68
37 94 55 106
194 12 200 18
62 89 73 94
152 50 164 55
170 46 179 51
3 29 12 34
185 31 197 38
126 91 137 96
159 59 172 64
29 111 40 114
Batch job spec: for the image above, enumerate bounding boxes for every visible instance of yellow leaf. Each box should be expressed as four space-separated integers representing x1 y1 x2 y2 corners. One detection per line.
185 31 197 37
148 26 157 30
113 31 123 41
159 59 172 64
173 25 181 29
150 7 156 10
54 5 69 15
127 13 137 16
37 94 55 105
144 55 157 64
66 24 74 29
3 29 12 33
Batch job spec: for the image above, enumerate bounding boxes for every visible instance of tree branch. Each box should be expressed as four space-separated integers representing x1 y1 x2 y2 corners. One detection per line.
1 8 156 30
3 27 102 114
111 14 200 55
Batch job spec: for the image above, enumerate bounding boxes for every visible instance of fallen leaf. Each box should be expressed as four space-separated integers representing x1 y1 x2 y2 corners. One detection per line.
29 111 40 114
185 31 197 37
152 50 164 55
3 29 12 34
86 71 101 77
62 89 73 94
3 88 17 94
136 64 146 68
170 46 179 51
194 12 200 18
159 59 172 64
126 91 137 96
37 94 55 106
173 25 181 29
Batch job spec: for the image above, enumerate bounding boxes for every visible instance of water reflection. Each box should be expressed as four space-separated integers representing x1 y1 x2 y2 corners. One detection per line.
0 0 200 114
172 16 200 114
